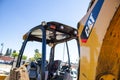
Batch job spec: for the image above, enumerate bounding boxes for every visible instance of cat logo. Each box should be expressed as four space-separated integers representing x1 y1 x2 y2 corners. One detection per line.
81 0 104 43
85 13 95 37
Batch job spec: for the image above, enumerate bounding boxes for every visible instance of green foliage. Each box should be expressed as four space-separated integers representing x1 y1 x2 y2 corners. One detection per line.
0 43 4 56
29 57 35 61
12 50 18 58
4 48 12 56
22 55 27 60
34 49 42 60
34 53 42 60
0 53 3 56
13 50 16 53
5 48 9 56
35 49 39 53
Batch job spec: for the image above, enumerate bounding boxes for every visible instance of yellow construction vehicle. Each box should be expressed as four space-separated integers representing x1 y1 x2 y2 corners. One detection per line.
3 0 120 80
78 0 120 80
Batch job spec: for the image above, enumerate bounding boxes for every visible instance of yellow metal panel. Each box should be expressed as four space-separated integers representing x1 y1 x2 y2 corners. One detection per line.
96 6 120 80
0 75 7 80
78 0 120 80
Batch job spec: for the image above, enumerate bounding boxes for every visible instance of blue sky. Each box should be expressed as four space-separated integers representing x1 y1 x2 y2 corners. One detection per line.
0 0 90 58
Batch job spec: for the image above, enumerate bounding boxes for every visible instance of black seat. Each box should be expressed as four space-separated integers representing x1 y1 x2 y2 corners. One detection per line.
48 60 61 79
51 60 61 72
29 62 38 80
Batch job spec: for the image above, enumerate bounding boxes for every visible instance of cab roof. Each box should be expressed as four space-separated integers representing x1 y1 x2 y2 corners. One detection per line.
23 21 77 44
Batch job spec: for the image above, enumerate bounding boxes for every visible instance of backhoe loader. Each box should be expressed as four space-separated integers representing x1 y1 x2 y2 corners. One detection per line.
3 0 120 80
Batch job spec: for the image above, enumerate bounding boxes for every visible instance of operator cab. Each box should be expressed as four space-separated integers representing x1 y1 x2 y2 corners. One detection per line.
15 21 80 80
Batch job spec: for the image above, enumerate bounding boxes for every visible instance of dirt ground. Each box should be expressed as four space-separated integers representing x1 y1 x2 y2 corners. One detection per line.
0 64 12 75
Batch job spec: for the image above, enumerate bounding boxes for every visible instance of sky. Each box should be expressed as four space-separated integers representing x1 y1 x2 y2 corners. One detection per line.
0 0 90 62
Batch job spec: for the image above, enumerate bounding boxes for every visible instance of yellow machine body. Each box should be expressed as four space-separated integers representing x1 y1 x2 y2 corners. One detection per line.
78 0 120 80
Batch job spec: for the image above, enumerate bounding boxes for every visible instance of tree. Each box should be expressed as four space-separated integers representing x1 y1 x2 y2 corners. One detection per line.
4 48 12 56
22 55 27 60
12 50 18 58
13 50 16 53
34 53 42 60
35 49 39 53
0 53 2 56
4 48 9 56
9 49 12 56
0 43 4 56
34 49 42 60
29 57 35 61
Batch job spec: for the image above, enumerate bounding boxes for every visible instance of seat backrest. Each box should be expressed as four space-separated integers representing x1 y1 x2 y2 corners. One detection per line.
63 72 73 80
29 62 38 79
51 60 61 72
